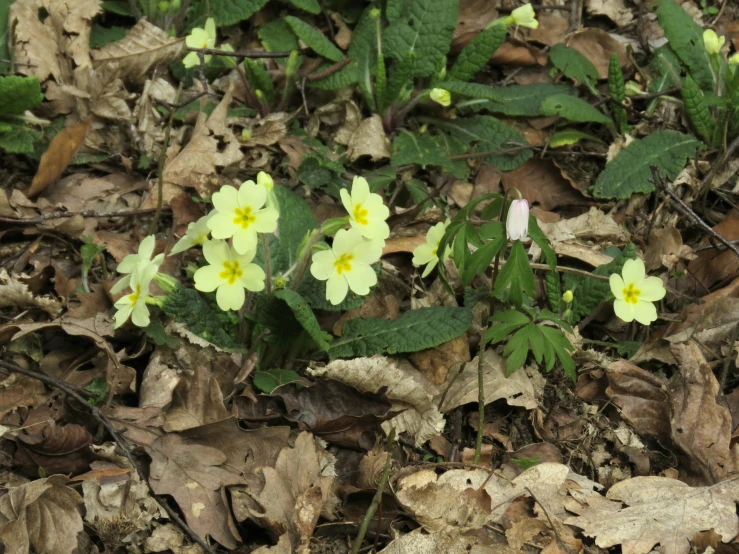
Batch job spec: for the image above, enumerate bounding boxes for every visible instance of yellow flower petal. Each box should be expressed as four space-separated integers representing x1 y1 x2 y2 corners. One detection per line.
639 276 666 301
609 273 625 300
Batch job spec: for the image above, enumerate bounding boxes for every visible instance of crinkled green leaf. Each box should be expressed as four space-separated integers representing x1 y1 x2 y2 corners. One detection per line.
285 16 344 62
253 369 302 393
259 19 299 56
270 185 317 271
244 59 275 104
447 81 573 117
540 94 613 125
289 0 321 14
545 271 562 311
274 289 331 351
207 0 269 25
449 21 507 82
329 306 472 358
143 321 179 348
608 53 628 134
654 0 714 92
298 273 366 312
386 0 407 22
549 129 604 147
0 76 44 115
592 131 702 199
0 124 43 154
647 45 682 95
433 133 469 179
549 43 599 94
563 243 637 322
681 75 713 143
383 0 458 77
432 115 532 171
297 155 345 192
391 131 453 170
90 24 127 48
162 285 239 349
381 54 413 109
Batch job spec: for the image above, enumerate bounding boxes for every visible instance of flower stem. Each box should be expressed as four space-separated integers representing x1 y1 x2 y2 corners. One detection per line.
289 229 322 291
261 233 273 294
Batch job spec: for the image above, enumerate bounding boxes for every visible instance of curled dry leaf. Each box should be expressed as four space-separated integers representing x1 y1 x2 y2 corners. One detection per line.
0 268 63 316
346 115 391 161
29 119 92 197
0 475 84 554
309 356 444 445
379 528 516 554
163 364 229 433
566 28 630 79
15 420 93 477
565 476 739 554
502 158 588 211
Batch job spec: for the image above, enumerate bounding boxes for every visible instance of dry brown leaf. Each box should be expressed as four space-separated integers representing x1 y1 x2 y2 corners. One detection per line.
252 534 292 554
565 477 739 554
346 114 391 161
528 14 569 46
566 28 630 79
410 334 470 385
144 523 205 554
586 0 634 26
644 225 690 271
231 432 337 551
0 475 84 554
379 528 511 554
309 356 444 445
15 420 93 477
605 360 670 444
0 268 63 316
451 0 499 51
244 112 289 147
502 158 587 211
29 118 92 197
163 364 229 432
536 208 629 260
490 39 548 66
668 343 733 483
0 373 46 420
91 19 184 84
687 210 739 290
147 433 244 549
382 235 426 256
437 351 538 412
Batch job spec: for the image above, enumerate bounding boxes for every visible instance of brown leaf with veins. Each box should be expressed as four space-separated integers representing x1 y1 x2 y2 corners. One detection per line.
15 420 93 477
566 28 630 79
29 119 92 197
147 433 244 549
502 158 587 211
163 364 229 432
565 476 739 554
0 475 84 554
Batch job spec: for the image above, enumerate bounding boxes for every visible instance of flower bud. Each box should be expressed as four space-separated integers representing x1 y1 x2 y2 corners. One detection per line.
508 3 538 29
273 275 288 289
703 29 725 55
562 290 573 304
241 128 252 142
506 199 529 241
257 171 273 191
285 50 300 77
430 88 451 107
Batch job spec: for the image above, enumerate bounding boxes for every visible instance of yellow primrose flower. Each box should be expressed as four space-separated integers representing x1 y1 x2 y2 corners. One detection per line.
430 88 451 107
412 219 451 278
170 213 212 255
258 171 279 210
182 17 217 68
110 235 164 294
113 262 158 328
508 4 538 29
193 239 266 311
703 29 725 55
310 228 382 305
207 180 279 255
609 258 666 325
340 176 390 241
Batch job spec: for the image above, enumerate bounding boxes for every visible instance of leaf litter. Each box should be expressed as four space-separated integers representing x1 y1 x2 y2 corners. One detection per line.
3 0 739 553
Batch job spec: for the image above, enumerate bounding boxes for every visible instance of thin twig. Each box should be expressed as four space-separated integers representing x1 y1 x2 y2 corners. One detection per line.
0 207 169 224
529 262 610 282
349 430 394 554
0 358 217 554
186 46 295 59
525 486 572 554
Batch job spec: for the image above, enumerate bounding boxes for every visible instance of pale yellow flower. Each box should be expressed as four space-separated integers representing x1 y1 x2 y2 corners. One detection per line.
412 220 451 278
207 181 279 255
430 88 451 107
609 258 665 325
182 17 217 68
340 176 390 241
310 228 382 305
113 262 158 328
258 171 279 210
508 4 538 28
729 53 739 65
110 235 164 294
170 213 212 255
193 239 265 311
703 29 725 55
562 290 574 304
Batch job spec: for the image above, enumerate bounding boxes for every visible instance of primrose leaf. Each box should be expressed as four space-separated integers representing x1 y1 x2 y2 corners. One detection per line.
0 76 44 114
207 0 270 25
549 43 599 94
540 94 613 125
273 289 332 351
285 16 344 62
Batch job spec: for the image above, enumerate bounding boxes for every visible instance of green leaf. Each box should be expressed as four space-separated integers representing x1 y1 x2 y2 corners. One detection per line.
545 271 562 311
381 53 414 109
244 59 275 104
101 1 134 15
297 155 345 192
90 24 127 48
654 0 715 92
449 82 574 117
0 0 10 72
549 129 604 147
608 53 628 134
208 0 270 25
80 236 105 277
253 368 302 393
592 130 702 199
647 45 682 95
143 321 179 348
486 310 530 344
329 306 473 358
274 185 318 271
386 0 406 22
259 19 299 57
298 273 366 312
273 289 332 351
432 115 532 171
681 75 714 143
383 0 458 77
0 124 43 154
563 243 637 321
502 322 575 380
289 0 321 14
540 94 613 125
492 240 534 307
391 131 456 170
539 326 575 381
285 16 344 62
162 285 239 349
448 21 507 82
0 76 44 115
549 44 599 94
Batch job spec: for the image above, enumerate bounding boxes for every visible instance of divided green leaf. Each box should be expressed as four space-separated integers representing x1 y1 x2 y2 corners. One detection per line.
592 130 702 198
492 240 535 307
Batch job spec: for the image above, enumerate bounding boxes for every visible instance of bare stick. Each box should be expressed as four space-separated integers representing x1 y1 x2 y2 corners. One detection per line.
0 358 217 554
186 46 295 59
0 207 169 224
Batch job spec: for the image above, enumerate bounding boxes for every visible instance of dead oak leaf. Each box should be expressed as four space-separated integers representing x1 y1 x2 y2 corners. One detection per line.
0 475 84 554
565 477 739 554
0 268 63 316
147 433 245 549
163 364 229 433
29 119 92 197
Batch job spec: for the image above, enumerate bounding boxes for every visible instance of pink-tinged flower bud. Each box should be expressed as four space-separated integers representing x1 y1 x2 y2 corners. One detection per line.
506 199 529 241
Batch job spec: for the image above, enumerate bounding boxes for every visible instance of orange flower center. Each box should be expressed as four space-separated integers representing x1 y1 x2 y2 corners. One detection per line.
353 203 369 226
220 261 243 284
233 207 256 229
334 253 354 275
623 283 640 305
